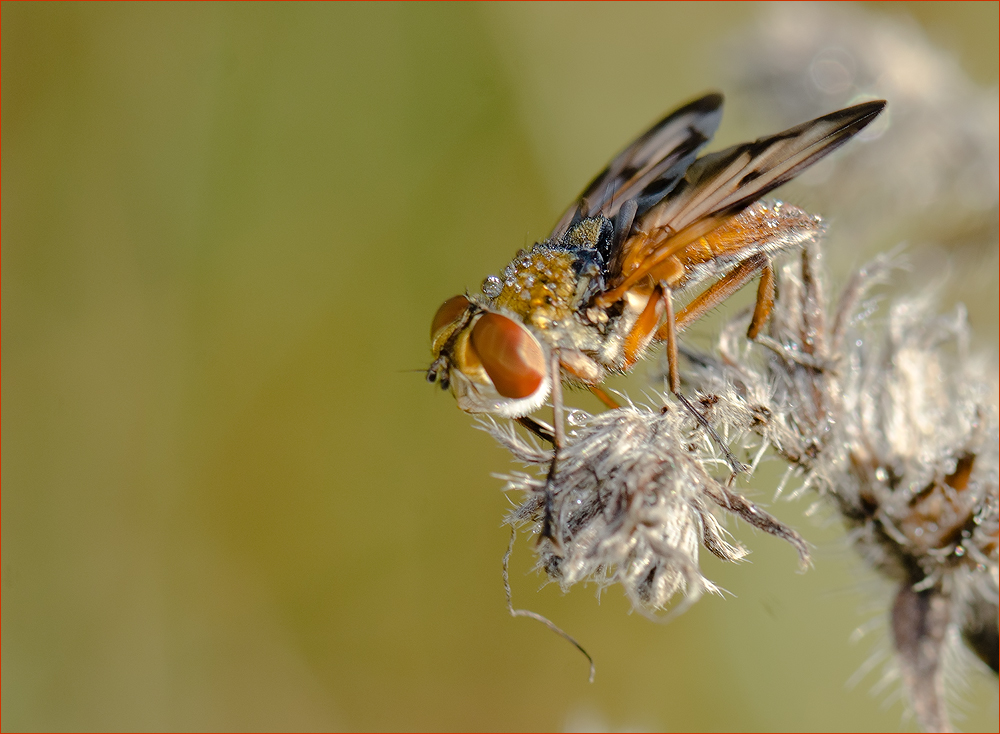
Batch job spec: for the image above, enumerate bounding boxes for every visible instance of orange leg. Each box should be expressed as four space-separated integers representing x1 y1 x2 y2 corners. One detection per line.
660 285 679 393
588 385 621 410
657 283 749 475
556 353 619 409
623 285 666 368
661 252 771 335
747 260 775 339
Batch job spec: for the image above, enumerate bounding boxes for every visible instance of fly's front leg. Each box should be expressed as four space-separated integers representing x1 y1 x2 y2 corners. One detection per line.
516 416 555 444
539 348 564 546
530 347 615 543
551 348 565 450
560 351 621 411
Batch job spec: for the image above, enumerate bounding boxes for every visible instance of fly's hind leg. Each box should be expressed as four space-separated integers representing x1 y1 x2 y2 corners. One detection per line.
657 283 750 475
667 252 772 334
747 259 775 339
618 283 743 472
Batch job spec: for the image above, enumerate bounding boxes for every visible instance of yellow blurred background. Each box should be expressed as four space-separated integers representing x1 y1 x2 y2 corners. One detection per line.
3 3 997 731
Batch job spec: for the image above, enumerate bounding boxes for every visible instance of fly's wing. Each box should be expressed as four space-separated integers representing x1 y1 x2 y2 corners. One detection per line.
610 100 886 281
550 93 724 243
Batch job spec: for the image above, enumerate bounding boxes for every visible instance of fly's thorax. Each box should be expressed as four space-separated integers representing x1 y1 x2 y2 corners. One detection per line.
486 245 586 332
482 216 611 331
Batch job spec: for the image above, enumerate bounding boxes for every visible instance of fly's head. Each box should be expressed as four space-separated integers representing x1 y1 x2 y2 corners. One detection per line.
427 294 552 418
427 221 614 419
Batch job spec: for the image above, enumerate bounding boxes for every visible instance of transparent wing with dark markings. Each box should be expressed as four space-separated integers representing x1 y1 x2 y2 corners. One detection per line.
550 93 724 241
611 100 886 279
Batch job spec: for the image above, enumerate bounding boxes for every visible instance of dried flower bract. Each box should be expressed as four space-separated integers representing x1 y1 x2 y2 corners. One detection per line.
490 404 809 620
683 243 998 732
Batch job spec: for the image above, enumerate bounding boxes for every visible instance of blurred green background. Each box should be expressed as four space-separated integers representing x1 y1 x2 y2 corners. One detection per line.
3 3 997 731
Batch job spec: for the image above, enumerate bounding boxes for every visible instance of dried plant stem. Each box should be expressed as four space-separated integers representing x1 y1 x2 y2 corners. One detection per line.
502 528 595 683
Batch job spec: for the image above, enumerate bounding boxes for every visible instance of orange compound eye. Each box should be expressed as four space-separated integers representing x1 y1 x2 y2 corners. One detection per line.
430 295 472 342
470 313 546 399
